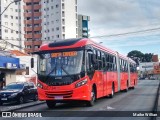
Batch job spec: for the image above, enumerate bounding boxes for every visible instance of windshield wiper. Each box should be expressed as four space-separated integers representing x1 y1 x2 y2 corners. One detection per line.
45 66 56 81
60 65 74 81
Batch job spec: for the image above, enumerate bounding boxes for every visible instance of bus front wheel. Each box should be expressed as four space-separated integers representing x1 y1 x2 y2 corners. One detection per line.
86 87 96 107
46 100 56 109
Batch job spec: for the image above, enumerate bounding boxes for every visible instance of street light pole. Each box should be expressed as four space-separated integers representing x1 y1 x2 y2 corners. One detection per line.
0 0 21 16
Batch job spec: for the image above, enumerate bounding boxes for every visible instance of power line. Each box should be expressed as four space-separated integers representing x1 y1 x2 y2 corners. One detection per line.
90 27 160 38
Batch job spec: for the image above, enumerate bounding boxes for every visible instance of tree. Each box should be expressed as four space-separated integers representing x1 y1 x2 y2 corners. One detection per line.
127 50 144 63
127 50 154 63
142 53 153 62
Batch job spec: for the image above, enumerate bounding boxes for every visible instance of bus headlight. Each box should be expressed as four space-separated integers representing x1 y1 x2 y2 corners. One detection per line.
37 82 43 89
75 79 87 88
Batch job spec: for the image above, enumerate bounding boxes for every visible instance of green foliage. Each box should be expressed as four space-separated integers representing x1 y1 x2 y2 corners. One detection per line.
127 50 153 63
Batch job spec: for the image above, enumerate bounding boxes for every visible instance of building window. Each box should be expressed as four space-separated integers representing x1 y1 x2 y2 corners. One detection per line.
51 6 54 9
11 30 14 33
62 11 65 17
11 16 13 19
56 4 59 8
56 27 59 31
11 23 13 26
27 46 31 48
5 22 8 25
5 29 8 33
35 45 40 48
62 3 65 9
62 19 65 25
63 34 65 39
62 26 65 32
57 35 59 38
4 15 8 18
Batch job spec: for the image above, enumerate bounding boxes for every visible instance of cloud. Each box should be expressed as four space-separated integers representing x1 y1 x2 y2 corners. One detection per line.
78 0 160 35
78 0 160 55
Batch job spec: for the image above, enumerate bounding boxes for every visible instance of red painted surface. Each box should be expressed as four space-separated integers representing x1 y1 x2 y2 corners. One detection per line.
37 38 138 102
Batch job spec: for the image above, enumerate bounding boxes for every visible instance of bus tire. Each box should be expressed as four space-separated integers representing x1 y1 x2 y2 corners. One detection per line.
132 80 135 89
86 87 96 107
109 84 114 98
124 81 129 92
46 100 56 109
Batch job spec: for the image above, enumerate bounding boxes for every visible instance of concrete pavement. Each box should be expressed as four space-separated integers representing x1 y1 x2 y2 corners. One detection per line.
0 101 45 112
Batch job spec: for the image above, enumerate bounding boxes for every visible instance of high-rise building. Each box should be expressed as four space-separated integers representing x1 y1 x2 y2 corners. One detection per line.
0 0 78 53
78 14 90 38
0 0 24 51
23 0 42 53
42 0 78 43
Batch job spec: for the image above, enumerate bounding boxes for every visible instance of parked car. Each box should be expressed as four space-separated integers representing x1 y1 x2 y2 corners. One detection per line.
0 82 38 105
150 76 156 80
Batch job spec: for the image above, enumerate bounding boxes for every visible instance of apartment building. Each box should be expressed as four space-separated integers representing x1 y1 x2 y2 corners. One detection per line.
78 14 90 38
0 0 24 51
0 0 78 53
42 0 78 43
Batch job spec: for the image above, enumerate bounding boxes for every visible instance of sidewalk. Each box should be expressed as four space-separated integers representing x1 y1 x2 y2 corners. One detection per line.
0 101 45 112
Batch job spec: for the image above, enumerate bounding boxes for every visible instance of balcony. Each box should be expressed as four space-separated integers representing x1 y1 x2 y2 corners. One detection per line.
24 27 32 31
23 0 40 3
83 33 88 36
23 5 32 10
24 40 42 46
34 12 41 17
23 5 41 10
24 20 32 24
34 19 42 24
34 5 41 10
82 27 88 31
34 34 42 38
34 26 42 31
24 19 42 24
24 33 42 39
24 12 32 17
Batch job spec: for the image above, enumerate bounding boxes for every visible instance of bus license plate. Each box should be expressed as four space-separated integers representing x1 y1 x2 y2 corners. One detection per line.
1 98 7 100
54 96 63 100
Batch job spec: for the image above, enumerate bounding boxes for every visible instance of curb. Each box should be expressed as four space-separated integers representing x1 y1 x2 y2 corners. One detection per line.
0 101 45 112
151 80 160 120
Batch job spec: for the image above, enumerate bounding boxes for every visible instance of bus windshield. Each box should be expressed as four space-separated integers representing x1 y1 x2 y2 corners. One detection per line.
38 50 84 76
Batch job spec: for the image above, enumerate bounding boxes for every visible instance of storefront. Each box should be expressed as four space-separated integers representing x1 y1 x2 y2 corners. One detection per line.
0 55 20 89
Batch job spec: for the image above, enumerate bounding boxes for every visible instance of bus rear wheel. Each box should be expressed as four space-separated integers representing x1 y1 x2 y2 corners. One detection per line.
124 81 129 92
109 84 114 98
86 87 96 107
46 100 56 109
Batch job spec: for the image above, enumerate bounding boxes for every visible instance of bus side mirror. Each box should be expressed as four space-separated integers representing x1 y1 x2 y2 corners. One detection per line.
31 58 34 68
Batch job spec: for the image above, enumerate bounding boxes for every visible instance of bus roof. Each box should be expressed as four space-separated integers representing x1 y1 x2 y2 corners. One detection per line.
39 38 135 64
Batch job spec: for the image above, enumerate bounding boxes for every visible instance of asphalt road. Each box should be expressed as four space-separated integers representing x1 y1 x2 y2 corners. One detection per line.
1 80 159 120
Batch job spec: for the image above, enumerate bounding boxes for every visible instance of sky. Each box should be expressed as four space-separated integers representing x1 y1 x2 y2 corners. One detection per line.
78 0 160 57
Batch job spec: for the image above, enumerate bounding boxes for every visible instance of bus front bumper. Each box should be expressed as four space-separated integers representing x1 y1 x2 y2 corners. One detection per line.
37 84 91 102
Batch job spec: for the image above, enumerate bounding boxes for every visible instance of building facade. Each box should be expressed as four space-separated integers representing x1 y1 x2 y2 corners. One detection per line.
0 0 78 53
78 14 90 38
41 0 78 44
0 0 24 51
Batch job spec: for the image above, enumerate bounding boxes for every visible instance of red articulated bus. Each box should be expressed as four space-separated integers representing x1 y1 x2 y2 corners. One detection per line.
32 38 138 108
